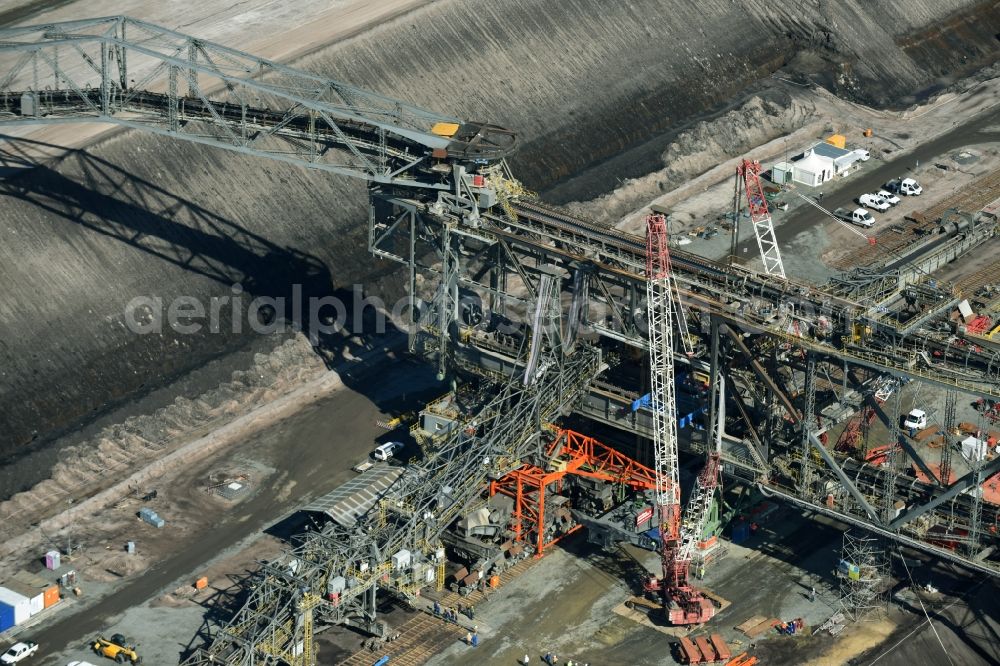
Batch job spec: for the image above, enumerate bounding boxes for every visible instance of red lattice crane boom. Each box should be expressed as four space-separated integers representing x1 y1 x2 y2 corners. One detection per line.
644 214 715 625
735 159 786 279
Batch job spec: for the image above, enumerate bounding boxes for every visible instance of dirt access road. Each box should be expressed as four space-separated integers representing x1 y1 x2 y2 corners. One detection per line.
736 103 1000 262
30 357 441 666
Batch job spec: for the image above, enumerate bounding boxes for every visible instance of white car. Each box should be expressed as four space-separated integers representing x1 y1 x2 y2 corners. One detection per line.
876 189 900 206
858 193 891 212
372 441 404 461
1 642 38 664
903 409 927 431
852 149 871 161
67 662 99 666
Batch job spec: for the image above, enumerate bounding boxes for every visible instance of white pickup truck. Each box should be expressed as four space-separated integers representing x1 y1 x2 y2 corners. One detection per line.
876 189 900 206
1 642 38 664
858 193 891 212
834 207 875 228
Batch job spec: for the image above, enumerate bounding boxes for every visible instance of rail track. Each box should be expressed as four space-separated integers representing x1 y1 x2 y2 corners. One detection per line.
912 169 1000 226
955 257 1000 300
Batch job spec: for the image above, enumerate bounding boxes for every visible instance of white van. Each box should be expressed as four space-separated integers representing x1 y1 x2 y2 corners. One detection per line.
885 178 923 196
372 441 404 461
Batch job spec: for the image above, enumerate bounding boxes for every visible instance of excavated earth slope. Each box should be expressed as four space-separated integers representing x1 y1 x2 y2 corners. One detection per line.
2 0 1000 471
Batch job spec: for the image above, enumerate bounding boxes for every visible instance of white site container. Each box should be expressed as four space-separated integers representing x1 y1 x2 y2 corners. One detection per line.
961 436 987 462
391 549 411 570
0 587 31 625
328 576 346 595
2 581 43 616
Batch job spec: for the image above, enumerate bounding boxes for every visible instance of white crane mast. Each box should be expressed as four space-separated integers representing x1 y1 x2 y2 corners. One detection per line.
645 214 681 522
645 212 715 625
679 375 724 563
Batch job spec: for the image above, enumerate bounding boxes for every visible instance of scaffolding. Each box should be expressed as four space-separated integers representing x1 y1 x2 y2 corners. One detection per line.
941 389 957 487
838 530 887 621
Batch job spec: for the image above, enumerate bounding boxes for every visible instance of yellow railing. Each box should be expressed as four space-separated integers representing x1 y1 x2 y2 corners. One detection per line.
256 619 295 662
346 562 391 586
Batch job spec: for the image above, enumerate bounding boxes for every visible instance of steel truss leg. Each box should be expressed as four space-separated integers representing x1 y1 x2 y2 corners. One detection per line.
707 317 721 451
800 353 816 494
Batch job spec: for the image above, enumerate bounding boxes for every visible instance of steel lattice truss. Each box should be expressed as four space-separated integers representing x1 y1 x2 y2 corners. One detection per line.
736 159 786 279
2 15 1000 663
0 16 514 189
678 375 724 564
645 214 681 529
182 345 602 665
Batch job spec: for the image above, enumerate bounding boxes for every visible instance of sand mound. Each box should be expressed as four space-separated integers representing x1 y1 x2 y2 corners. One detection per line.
564 90 818 225
0 334 325 546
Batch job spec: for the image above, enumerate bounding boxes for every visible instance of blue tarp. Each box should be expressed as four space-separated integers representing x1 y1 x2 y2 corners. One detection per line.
631 393 652 412
630 393 707 429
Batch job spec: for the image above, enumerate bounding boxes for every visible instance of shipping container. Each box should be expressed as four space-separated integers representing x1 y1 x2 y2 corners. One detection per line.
771 161 794 186
0 587 30 625
139 507 165 528
10 570 59 610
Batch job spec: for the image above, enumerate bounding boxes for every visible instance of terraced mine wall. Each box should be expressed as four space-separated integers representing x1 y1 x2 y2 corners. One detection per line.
2 0 1000 485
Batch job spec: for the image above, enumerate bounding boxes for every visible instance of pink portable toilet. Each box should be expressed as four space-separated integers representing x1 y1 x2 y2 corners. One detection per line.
44 550 60 570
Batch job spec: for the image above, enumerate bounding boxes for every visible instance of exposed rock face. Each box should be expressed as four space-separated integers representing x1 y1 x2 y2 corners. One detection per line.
2 0 999 457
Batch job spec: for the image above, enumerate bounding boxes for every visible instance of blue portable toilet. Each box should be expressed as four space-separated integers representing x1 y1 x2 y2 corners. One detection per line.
731 521 750 544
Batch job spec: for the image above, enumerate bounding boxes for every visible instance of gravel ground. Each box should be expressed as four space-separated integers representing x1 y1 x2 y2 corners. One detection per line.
424 508 999 666
4 353 443 666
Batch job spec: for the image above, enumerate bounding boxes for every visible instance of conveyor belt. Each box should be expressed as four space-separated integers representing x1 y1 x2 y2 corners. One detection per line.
510 200 857 307
0 87 515 173
495 200 1000 397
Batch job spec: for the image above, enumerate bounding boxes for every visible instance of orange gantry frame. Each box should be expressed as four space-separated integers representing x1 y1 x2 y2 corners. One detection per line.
488 429 657 557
